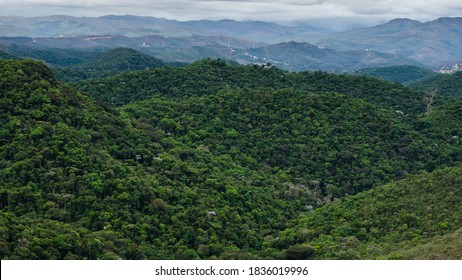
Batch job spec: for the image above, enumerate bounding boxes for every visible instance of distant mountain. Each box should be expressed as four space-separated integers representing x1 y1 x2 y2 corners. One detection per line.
1 15 461 70
0 34 263 58
318 17 462 66
233 41 421 72
0 15 331 43
0 37 422 73
355 65 436 85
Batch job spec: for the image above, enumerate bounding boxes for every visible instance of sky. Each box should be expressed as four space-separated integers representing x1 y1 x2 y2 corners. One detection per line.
0 0 461 26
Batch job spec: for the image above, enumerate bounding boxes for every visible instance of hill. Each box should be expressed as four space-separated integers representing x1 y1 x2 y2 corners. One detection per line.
0 48 17 59
1 59 461 260
75 58 428 115
1 59 313 259
0 45 104 67
69 47 165 71
266 165 462 259
53 48 166 82
411 71 462 98
355 65 436 85
394 227 462 259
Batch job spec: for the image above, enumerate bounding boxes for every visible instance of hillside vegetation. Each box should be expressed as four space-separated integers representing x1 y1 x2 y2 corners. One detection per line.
53 48 166 82
76 58 428 115
3 45 103 67
355 65 436 85
411 71 462 98
0 49 17 59
267 166 462 259
1 59 461 259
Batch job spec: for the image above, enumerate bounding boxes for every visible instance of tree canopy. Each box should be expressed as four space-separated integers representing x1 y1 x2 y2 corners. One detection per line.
1 58 461 259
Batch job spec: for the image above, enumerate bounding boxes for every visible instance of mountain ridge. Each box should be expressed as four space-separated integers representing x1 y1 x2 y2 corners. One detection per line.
318 17 462 66
0 14 331 42
1 15 460 68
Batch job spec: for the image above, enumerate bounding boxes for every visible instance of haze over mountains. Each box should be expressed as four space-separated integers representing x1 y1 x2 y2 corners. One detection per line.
0 15 331 42
1 15 461 71
319 17 462 66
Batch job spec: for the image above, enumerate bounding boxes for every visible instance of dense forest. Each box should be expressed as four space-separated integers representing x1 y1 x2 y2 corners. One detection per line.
267 166 462 259
53 48 167 83
411 71 462 98
355 65 436 85
0 49 17 60
1 55 461 260
2 45 104 67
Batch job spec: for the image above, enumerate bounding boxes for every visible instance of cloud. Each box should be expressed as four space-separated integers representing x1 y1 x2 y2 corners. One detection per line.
0 0 460 24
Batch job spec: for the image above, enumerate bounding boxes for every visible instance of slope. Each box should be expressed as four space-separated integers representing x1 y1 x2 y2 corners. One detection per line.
394 227 462 260
0 59 386 259
0 48 17 59
234 42 421 72
0 15 331 42
1 45 103 67
355 65 436 85
1 59 461 260
53 48 166 82
266 165 462 259
319 17 462 66
75 58 428 115
411 71 462 98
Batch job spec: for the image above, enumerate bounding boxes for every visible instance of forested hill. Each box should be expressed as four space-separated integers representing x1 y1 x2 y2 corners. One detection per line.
0 49 17 59
1 59 461 260
267 165 462 260
54 48 166 82
76 59 428 115
2 46 103 67
355 65 436 85
411 71 462 98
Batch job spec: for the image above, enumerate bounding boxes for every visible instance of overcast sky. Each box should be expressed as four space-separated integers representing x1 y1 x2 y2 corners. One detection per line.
0 0 461 25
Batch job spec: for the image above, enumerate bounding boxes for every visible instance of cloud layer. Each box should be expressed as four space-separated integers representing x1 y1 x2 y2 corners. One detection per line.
0 0 461 24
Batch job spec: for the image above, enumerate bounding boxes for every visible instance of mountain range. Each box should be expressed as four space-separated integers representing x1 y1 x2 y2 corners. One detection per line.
317 17 462 66
1 15 461 70
0 15 330 42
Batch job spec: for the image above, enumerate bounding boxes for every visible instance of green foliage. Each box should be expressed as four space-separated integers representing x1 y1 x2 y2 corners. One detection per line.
53 48 166 82
285 245 314 260
4 45 103 67
0 59 313 259
268 166 462 259
0 49 17 60
411 71 462 98
1 58 461 260
393 227 462 260
122 88 462 199
76 58 428 115
355 65 436 85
